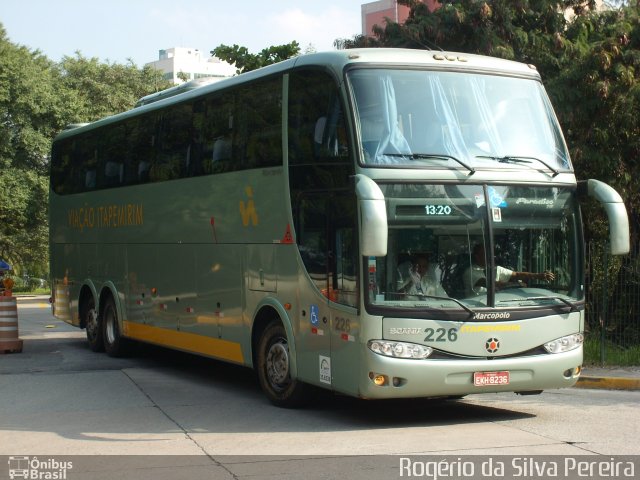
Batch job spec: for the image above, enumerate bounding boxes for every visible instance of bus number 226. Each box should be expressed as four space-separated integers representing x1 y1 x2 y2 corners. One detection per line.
424 328 458 342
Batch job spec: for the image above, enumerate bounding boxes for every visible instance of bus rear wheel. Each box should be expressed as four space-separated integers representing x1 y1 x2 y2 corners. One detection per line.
257 321 307 408
101 297 129 357
84 297 104 352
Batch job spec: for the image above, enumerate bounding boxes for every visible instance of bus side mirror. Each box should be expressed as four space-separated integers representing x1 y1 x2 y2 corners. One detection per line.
354 174 388 257
579 179 630 255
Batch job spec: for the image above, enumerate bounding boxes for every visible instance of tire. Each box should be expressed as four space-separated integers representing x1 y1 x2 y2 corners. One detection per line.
102 296 129 357
256 321 307 408
84 296 104 352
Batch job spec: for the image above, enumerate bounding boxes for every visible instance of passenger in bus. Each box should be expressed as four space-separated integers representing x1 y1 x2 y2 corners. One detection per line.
400 254 448 299
464 244 556 296
212 136 231 162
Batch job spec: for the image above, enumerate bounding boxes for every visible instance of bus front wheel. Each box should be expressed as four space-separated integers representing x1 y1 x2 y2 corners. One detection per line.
257 321 307 408
102 297 129 357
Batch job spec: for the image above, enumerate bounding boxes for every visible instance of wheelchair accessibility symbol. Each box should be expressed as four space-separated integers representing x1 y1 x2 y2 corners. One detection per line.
310 304 319 326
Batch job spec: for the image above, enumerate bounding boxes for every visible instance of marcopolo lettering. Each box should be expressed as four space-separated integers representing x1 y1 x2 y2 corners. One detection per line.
472 312 511 320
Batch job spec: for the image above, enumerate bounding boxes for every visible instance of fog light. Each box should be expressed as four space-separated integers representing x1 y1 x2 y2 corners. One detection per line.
392 377 406 387
369 372 388 386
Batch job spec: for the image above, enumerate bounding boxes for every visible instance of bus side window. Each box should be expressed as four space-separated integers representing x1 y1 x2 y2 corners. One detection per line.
97 124 126 188
294 194 329 293
187 100 206 177
152 103 193 182
288 69 350 166
236 77 282 169
129 116 156 184
332 193 359 307
205 95 234 174
75 135 97 193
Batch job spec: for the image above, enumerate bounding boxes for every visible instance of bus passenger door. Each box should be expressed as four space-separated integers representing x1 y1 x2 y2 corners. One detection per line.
293 193 333 387
293 192 359 393
327 193 360 397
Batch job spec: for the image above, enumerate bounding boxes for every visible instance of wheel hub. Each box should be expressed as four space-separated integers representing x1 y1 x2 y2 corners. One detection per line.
86 309 98 337
266 341 289 385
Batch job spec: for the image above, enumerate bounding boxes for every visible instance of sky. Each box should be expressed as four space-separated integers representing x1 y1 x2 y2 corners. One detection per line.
1 0 366 66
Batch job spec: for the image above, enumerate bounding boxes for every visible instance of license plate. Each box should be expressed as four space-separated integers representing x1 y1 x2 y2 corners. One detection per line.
473 371 510 387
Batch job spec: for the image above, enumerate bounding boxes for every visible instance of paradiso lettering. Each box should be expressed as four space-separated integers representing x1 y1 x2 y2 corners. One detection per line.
67 204 144 232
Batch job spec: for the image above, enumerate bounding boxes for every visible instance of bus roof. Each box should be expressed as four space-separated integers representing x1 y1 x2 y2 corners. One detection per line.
134 77 221 107
53 48 541 142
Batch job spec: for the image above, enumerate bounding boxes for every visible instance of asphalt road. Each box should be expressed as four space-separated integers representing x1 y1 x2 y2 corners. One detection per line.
1 297 638 479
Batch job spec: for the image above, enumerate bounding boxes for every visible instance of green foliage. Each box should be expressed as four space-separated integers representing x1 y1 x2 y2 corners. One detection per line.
583 335 640 365
554 6 640 242
211 41 301 74
0 169 48 277
56 53 170 122
0 26 68 175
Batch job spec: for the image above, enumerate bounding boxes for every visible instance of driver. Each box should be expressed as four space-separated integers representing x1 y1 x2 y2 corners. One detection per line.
464 244 555 295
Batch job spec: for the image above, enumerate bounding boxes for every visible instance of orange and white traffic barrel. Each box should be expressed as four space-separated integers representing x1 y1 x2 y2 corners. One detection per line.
0 296 23 354
54 284 71 321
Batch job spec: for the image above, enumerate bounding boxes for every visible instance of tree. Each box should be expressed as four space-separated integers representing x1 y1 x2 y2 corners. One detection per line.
0 25 68 276
56 53 170 122
0 26 70 175
0 170 48 277
211 41 301 74
337 1 596 76
552 5 640 242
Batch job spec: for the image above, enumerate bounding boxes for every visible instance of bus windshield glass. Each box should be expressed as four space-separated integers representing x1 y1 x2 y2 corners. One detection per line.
348 68 571 172
367 184 583 315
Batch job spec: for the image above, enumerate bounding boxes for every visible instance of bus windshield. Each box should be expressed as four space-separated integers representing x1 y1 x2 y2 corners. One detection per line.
368 184 583 315
348 68 571 172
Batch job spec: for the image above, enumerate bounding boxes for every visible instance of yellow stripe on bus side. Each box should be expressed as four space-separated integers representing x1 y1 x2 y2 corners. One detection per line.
123 321 244 364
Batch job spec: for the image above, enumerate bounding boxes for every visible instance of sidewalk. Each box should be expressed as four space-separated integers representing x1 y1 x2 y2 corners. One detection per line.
577 366 640 391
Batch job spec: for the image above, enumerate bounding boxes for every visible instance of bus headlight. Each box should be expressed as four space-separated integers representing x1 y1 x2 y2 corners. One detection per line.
544 333 583 354
368 340 433 359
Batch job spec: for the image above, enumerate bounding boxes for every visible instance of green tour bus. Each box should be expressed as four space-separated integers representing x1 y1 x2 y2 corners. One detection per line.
50 48 629 407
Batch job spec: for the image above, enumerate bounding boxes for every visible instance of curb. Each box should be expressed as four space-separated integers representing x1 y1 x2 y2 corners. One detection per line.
575 376 640 391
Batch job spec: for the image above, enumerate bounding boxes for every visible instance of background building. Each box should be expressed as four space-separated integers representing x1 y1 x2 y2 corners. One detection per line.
145 47 235 84
361 0 439 37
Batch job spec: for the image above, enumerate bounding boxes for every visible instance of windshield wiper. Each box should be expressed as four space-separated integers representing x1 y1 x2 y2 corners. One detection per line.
410 293 476 318
499 296 579 312
382 153 475 175
476 155 559 177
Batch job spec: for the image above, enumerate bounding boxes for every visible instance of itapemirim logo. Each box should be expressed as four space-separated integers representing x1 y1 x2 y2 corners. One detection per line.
7 456 73 480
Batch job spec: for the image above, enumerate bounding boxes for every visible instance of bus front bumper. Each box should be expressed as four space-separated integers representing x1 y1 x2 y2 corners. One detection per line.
358 346 582 399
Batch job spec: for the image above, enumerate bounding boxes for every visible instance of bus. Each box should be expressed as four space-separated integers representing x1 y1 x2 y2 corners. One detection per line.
50 48 629 407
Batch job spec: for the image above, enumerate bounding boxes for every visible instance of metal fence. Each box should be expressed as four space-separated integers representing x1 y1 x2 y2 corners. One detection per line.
585 240 640 365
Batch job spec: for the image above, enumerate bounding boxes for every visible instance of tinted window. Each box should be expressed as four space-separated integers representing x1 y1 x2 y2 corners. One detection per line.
51 76 284 195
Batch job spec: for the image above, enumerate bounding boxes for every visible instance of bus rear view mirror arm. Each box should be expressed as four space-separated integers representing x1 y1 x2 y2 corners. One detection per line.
578 179 630 255
354 174 388 257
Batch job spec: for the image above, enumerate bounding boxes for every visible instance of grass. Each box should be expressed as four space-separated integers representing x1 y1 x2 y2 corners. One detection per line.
583 336 640 366
13 288 50 296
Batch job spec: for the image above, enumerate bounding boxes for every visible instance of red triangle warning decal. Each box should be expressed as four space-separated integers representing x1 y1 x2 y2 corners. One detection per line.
282 224 294 244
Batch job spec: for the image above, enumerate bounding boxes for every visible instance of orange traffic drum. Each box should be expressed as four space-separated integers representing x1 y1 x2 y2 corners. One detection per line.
0 296 23 354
